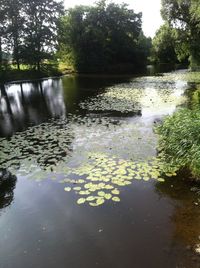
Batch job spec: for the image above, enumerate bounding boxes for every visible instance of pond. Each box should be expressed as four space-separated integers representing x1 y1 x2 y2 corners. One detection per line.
1 71 200 268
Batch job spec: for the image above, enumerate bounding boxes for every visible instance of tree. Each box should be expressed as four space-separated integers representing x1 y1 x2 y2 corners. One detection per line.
0 0 8 68
151 23 178 64
161 0 200 67
6 0 24 69
58 0 148 73
21 0 64 70
137 33 152 65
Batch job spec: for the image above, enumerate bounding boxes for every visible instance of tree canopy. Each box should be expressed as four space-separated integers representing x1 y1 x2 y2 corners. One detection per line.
0 0 63 70
58 1 151 73
156 0 200 68
151 23 178 64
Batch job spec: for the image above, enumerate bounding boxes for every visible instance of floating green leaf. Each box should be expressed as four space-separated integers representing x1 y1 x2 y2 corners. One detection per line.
77 198 86 205
112 196 120 202
64 187 71 192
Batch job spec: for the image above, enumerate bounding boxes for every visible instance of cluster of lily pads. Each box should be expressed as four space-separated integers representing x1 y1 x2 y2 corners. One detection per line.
0 114 158 177
0 120 73 174
136 72 200 84
162 72 200 84
79 82 186 114
59 152 168 207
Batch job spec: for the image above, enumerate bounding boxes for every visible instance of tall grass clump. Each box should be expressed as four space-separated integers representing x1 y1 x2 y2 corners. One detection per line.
155 108 200 179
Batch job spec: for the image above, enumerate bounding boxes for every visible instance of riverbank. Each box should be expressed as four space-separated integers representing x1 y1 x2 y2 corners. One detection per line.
0 68 63 83
0 61 77 83
155 73 200 181
0 62 151 83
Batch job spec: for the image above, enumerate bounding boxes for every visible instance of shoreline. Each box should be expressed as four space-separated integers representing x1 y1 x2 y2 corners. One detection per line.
0 69 152 85
0 65 188 85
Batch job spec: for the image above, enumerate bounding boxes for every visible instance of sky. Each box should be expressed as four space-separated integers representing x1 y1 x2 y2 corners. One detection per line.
64 0 163 38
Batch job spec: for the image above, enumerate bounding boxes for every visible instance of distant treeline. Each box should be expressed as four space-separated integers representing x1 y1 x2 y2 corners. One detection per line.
3 0 200 75
0 0 152 75
151 0 200 69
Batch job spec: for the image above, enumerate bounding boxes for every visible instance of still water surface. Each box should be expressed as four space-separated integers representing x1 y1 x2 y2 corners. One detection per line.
1 72 200 268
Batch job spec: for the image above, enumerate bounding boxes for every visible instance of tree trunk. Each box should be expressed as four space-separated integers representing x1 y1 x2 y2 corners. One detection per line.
37 61 40 71
14 42 20 70
16 58 20 70
0 37 2 68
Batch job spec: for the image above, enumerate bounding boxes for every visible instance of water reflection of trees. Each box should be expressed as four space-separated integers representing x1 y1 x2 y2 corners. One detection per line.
0 169 17 211
0 79 66 137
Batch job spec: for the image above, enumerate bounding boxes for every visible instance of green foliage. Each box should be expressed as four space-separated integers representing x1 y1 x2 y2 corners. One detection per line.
155 108 200 178
0 0 63 71
21 0 63 70
58 0 151 73
151 23 178 64
161 0 200 68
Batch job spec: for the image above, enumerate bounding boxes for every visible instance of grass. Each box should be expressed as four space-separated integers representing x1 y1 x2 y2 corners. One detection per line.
155 107 200 180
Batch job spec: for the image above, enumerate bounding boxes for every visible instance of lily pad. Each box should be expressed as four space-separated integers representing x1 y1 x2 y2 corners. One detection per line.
77 198 86 205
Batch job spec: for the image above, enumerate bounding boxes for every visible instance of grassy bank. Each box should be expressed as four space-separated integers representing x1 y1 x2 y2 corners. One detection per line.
155 86 200 180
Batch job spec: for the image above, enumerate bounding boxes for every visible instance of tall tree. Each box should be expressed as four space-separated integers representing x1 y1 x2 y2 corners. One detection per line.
151 23 178 64
58 0 145 73
6 0 24 69
161 0 200 67
0 0 8 68
22 0 64 70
